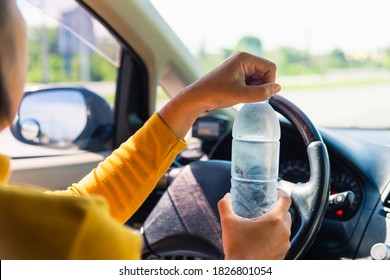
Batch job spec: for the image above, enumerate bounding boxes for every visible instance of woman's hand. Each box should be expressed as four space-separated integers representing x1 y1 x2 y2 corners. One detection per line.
183 51 281 112
218 191 292 260
158 52 281 139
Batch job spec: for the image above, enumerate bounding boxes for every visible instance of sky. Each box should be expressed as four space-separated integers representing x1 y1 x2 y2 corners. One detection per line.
18 0 390 56
150 0 390 55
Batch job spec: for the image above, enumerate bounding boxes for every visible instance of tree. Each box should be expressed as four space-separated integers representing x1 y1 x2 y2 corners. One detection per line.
328 48 348 68
235 36 263 56
275 47 316 75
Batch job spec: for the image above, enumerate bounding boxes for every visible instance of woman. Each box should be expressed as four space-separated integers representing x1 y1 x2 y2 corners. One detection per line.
0 0 291 259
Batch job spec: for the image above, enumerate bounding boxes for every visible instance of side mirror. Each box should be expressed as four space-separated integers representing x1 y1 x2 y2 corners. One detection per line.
12 86 113 151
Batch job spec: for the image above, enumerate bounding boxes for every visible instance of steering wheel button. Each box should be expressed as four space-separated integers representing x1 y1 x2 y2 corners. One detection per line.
335 194 345 203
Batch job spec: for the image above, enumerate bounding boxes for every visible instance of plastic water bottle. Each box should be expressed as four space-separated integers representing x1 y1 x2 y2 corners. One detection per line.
231 100 280 218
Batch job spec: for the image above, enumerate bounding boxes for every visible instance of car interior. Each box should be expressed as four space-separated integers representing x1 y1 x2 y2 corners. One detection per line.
2 0 390 260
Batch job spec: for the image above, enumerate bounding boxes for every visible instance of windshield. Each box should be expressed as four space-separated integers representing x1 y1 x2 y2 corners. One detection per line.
151 0 390 129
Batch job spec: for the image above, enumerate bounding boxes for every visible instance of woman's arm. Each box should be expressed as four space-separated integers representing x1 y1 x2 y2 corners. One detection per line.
53 52 282 225
51 113 187 224
159 52 281 139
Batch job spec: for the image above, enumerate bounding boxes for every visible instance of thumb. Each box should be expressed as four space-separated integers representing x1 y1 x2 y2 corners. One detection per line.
218 193 234 218
245 82 282 102
271 191 292 215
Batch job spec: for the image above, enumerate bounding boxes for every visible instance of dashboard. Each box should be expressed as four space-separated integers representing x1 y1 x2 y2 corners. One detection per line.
202 116 390 259
279 158 363 221
278 125 364 222
133 114 390 260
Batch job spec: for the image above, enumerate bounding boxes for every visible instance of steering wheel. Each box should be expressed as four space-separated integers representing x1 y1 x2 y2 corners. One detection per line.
141 95 330 260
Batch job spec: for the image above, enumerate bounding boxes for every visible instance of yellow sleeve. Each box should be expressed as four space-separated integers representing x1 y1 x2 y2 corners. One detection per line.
0 184 142 260
68 195 143 260
0 155 10 184
53 113 187 224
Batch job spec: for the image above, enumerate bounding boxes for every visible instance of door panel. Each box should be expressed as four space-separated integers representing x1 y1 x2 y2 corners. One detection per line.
10 152 109 190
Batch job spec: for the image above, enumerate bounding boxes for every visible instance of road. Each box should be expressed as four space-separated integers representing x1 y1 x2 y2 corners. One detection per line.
280 83 390 129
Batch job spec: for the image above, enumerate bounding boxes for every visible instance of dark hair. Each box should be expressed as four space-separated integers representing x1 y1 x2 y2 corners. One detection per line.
0 65 11 121
0 0 13 121
0 0 11 26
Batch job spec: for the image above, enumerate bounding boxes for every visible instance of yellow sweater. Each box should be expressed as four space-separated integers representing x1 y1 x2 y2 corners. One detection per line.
0 113 187 259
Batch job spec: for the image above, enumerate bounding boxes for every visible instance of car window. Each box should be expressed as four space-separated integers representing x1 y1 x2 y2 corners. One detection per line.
21 0 119 104
0 0 121 157
151 0 390 129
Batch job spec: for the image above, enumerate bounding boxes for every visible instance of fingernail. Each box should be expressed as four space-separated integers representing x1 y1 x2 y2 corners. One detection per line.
273 83 281 94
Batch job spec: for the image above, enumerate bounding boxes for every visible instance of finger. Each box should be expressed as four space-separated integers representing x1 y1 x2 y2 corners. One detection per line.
243 83 281 102
245 72 270 86
284 210 292 227
260 67 277 84
245 71 268 83
249 57 277 83
270 190 292 215
230 52 277 83
245 67 276 85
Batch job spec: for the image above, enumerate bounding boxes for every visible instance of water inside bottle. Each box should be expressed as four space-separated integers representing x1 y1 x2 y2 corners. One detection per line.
231 178 278 218
231 139 279 180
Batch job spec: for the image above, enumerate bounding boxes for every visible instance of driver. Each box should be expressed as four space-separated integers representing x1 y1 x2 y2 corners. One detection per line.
0 0 291 260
